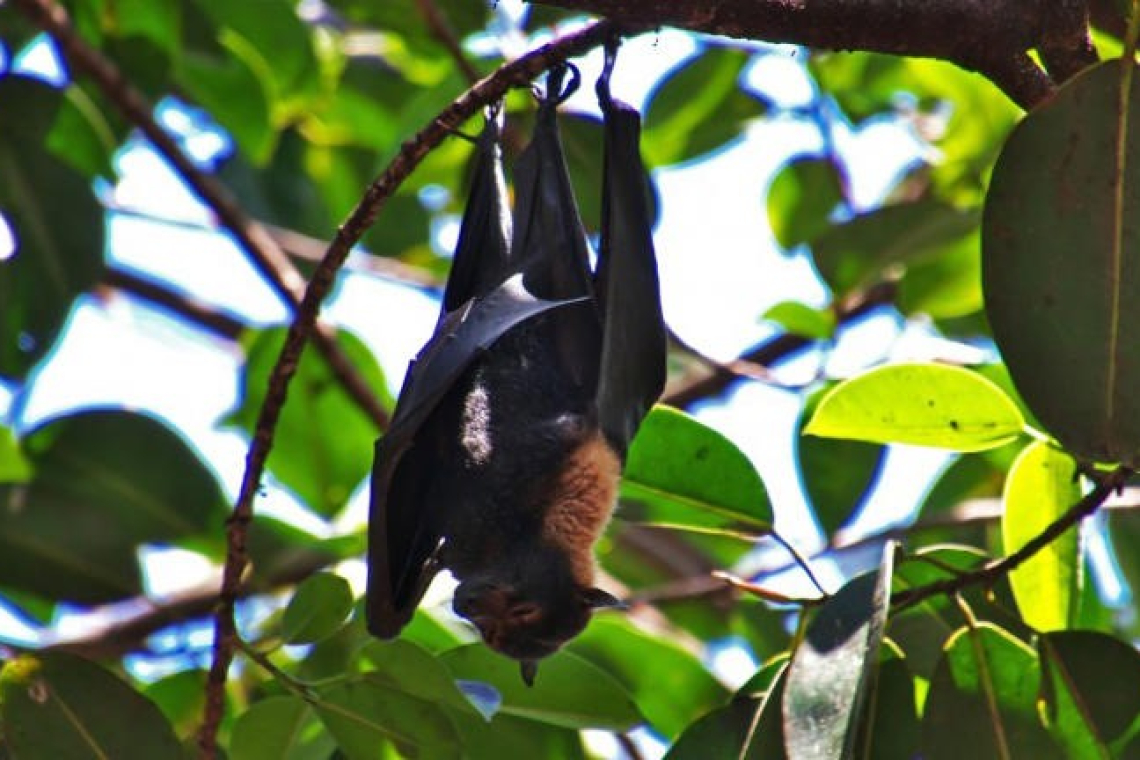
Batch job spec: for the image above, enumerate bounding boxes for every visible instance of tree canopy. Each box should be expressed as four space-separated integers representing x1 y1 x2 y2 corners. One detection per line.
2 0 1140 758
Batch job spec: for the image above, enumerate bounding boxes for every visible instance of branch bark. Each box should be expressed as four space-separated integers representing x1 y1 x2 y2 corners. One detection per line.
536 0 1062 108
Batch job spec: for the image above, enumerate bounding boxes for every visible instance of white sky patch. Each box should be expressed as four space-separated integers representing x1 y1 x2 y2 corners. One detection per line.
0 211 15 261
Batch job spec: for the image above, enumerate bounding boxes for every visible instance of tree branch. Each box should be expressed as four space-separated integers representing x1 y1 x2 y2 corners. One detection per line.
102 266 246 341
1040 0 1098 83
535 0 1059 109
891 466 1132 611
194 19 619 758
12 0 390 430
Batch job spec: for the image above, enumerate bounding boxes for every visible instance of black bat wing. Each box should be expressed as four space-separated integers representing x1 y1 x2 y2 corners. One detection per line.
366 113 582 637
594 65 667 455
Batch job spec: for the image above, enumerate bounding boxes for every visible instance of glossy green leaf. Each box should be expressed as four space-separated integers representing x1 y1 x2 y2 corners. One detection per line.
812 200 979 297
921 623 1062 760
1001 442 1082 632
0 75 105 379
281 572 355 645
643 46 768 166
567 616 728 740
228 327 386 518
1039 630 1140 756
767 156 845 249
783 543 894 759
231 696 335 760
0 410 225 602
983 59 1140 466
797 384 885 535
0 653 181 758
100 0 182 55
359 639 484 718
621 406 772 534
855 641 920 760
805 363 1025 451
439 644 641 731
667 658 788 760
762 300 837 340
897 230 983 319
446 709 586 759
0 426 30 484
143 669 208 741
315 674 460 759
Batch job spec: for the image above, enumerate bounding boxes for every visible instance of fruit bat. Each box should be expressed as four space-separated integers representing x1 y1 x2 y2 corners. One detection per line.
366 54 665 684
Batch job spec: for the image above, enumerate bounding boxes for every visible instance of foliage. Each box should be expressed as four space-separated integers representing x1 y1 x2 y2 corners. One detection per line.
1 1 1140 758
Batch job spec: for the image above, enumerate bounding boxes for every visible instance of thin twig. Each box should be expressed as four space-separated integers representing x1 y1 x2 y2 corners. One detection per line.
891 466 1132 611
769 530 830 597
12 0 390 430
416 0 482 84
194 19 618 758
617 732 647 760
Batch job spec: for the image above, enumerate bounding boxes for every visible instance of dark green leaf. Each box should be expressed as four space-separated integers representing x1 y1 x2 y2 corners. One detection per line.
176 50 274 162
797 384 885 536
767 156 845 249
359 639 483 718
46 84 119 179
921 623 1062 760
812 200 979 297
896 230 983 319
621 406 772 534
983 59 1140 466
281 572 355 645
228 327 386 518
643 46 768 166
805 363 1025 451
231 695 336 760
1002 442 1081 632
568 616 728 740
1040 630 1140 755
143 669 207 741
855 641 920 760
444 709 586 760
100 0 181 57
667 658 788 760
783 543 894 759
0 410 226 602
315 673 460 759
0 653 181 758
0 75 105 379
439 644 641 731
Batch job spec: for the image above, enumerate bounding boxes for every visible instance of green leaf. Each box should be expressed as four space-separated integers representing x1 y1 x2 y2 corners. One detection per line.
1039 631 1140 756
805 363 1025 451
176 49 274 163
762 300 837 340
359 639 484 718
767 156 845 249
438 644 641 731
0 426 31 484
567 616 728 740
667 658 788 760
921 623 1062 760
797 384 885 535
231 696 336 760
896 230 983 319
0 653 181 758
643 46 768 166
143 669 207 741
983 59 1140 466
444 710 586 760
281 572 355 645
46 83 119 180
783 543 894 760
228 327 386 518
0 410 226 602
621 406 772 534
0 75 105 379
101 0 182 56
1001 442 1082 632
855 641 920 760
315 674 460 759
812 200 979 297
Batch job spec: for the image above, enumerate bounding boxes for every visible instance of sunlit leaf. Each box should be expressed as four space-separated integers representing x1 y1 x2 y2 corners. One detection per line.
1001 442 1082 632
281 572 355 645
762 300 836 340
805 363 1025 451
767 156 845 250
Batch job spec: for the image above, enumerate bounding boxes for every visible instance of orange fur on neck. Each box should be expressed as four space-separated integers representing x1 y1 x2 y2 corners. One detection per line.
540 432 621 586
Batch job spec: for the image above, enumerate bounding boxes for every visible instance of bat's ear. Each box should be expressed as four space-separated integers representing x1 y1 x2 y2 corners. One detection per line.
580 587 627 610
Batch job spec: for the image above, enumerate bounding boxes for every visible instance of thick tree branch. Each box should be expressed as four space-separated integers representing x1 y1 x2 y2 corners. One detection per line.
536 0 1060 108
195 19 618 758
1040 0 1099 83
12 0 390 430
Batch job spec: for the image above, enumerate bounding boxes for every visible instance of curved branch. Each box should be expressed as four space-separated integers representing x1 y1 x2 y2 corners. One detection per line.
535 0 1059 109
195 19 618 758
12 0 390 430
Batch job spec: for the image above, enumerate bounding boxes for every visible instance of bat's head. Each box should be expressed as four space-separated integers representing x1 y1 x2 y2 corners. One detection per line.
451 547 622 685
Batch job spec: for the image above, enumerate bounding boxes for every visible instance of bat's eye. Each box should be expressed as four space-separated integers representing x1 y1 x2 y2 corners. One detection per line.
507 602 541 624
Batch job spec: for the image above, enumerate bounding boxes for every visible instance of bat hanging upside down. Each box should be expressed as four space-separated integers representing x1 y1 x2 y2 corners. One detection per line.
366 51 666 684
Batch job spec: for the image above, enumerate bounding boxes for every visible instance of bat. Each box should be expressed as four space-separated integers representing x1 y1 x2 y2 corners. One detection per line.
366 53 665 684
